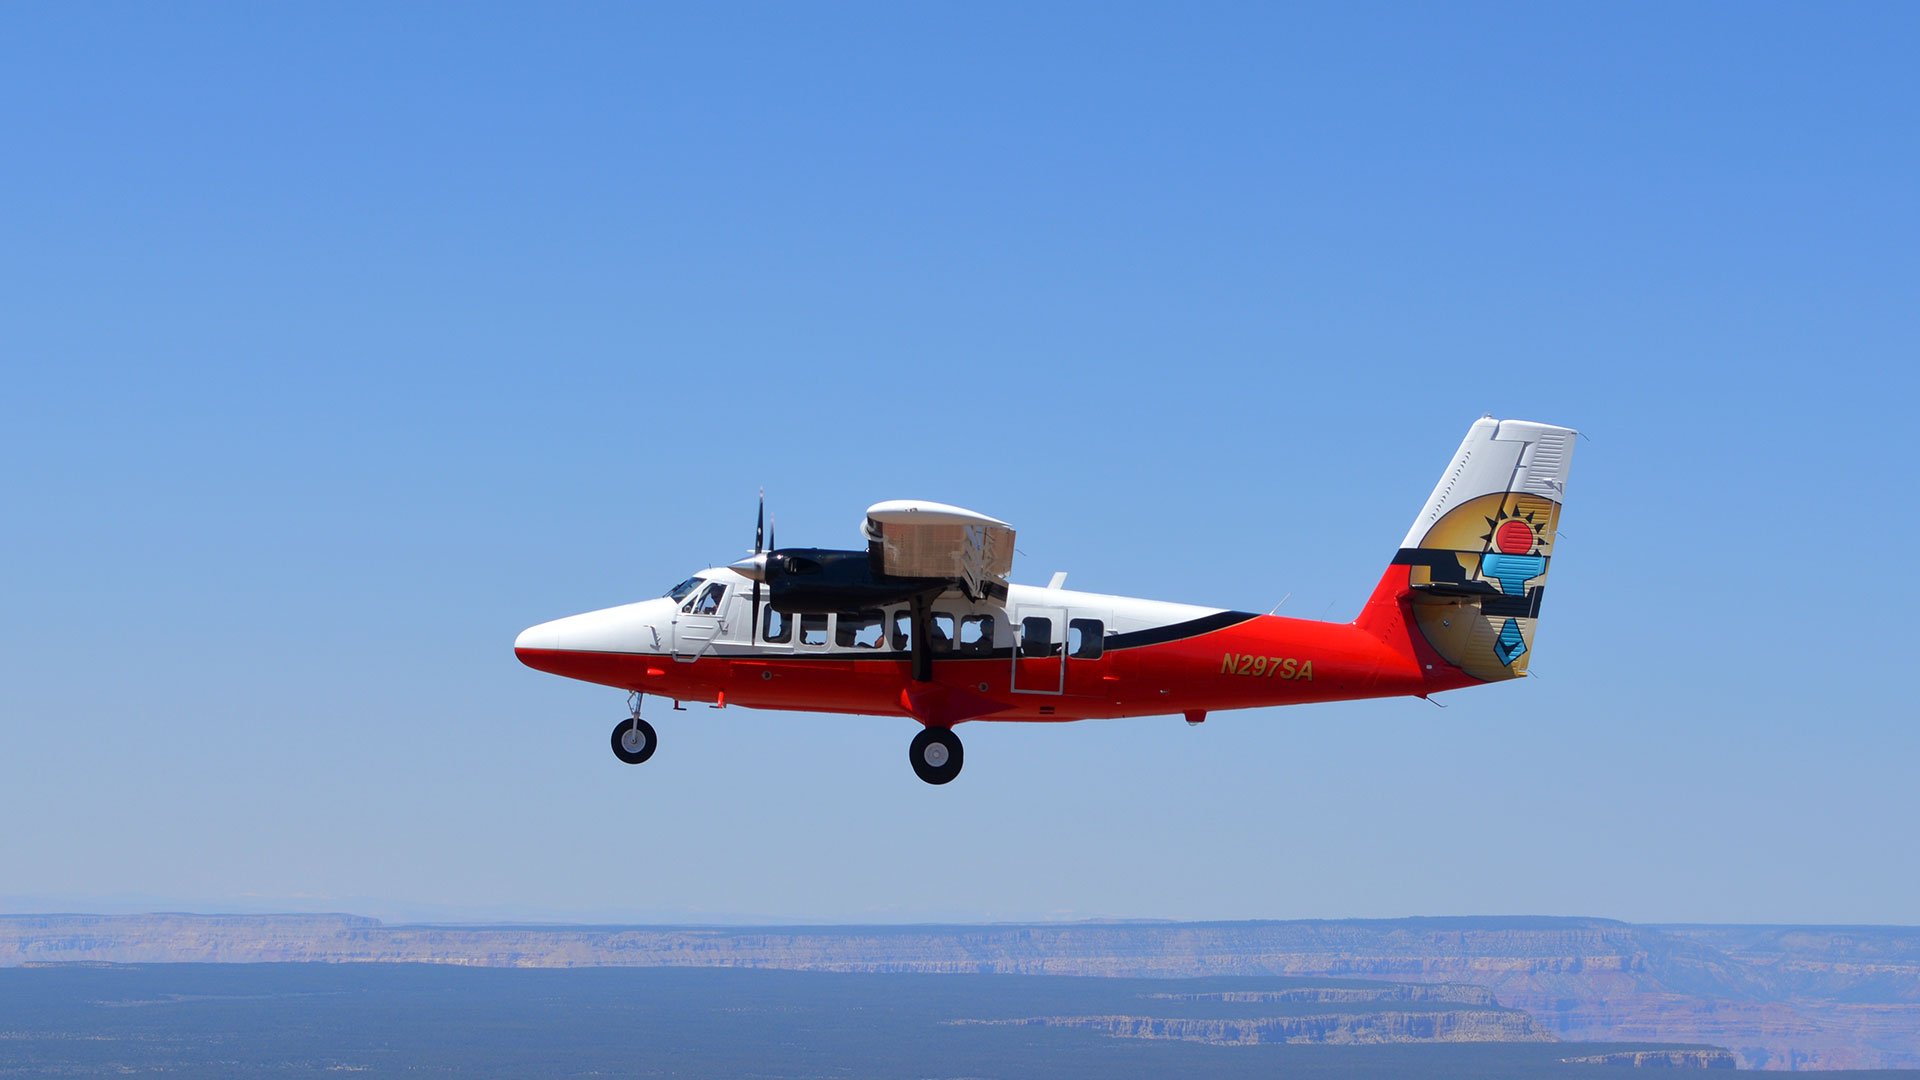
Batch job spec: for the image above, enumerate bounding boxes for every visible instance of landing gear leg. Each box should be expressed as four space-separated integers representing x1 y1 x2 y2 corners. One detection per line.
909 726 963 785
612 693 656 765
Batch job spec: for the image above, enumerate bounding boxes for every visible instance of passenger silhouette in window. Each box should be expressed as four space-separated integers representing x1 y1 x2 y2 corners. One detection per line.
961 615 995 653
1068 618 1104 659
1021 616 1054 657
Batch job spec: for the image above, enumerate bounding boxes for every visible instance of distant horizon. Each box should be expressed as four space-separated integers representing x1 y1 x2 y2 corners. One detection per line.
5 906 1916 932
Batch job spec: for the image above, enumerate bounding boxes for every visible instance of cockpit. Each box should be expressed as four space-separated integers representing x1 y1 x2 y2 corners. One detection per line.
668 576 726 616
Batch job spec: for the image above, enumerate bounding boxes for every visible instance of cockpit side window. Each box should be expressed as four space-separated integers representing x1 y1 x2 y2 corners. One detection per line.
667 577 702 604
684 581 725 615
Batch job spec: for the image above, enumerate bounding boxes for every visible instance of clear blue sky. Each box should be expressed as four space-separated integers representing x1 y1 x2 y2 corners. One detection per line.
4 3 1916 925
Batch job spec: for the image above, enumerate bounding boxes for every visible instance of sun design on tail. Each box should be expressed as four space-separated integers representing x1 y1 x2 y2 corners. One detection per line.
1482 508 1549 557
1477 508 1550 665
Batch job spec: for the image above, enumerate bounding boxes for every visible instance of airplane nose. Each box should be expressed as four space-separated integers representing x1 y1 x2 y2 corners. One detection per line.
514 613 604 674
515 602 663 689
514 620 564 674
514 619 566 654
513 601 658 671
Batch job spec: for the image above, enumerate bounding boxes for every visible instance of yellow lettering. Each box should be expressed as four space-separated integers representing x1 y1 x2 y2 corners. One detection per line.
1222 654 1315 679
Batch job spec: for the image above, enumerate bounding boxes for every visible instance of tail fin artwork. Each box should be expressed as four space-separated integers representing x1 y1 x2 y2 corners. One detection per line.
1360 417 1577 683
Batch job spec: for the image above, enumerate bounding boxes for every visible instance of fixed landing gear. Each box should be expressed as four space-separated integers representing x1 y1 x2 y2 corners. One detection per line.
612 717 656 764
612 693 656 765
909 726 963 785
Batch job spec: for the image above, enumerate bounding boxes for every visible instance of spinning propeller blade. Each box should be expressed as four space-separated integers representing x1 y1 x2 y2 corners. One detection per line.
751 490 765 643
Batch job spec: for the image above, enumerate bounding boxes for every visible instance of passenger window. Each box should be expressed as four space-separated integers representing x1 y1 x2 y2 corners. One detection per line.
929 612 955 652
1020 616 1054 657
763 608 791 643
1068 618 1104 659
960 615 995 653
800 613 829 647
685 582 725 615
836 610 886 649
891 610 912 651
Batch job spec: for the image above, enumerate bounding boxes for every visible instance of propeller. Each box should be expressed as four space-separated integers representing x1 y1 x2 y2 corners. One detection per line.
729 491 776 643
751 491 764 644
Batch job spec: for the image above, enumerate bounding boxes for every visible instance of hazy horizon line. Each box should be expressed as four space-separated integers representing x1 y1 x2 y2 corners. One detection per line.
6 907 1917 932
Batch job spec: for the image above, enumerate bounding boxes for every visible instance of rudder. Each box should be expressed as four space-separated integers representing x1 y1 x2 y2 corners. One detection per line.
1359 417 1576 682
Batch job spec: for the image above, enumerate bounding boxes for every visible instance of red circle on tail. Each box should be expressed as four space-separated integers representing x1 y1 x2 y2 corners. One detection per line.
1495 519 1535 554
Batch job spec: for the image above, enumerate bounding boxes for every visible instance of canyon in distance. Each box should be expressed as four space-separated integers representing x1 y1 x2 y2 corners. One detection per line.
3 914 1918 1072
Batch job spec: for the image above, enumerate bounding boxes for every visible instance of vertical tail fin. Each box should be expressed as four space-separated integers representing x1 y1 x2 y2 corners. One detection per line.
1358 417 1577 683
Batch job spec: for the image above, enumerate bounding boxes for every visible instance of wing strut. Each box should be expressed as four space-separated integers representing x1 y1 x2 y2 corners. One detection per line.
908 593 934 683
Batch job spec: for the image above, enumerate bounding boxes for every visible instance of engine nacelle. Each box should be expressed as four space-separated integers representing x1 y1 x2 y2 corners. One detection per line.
753 547 945 613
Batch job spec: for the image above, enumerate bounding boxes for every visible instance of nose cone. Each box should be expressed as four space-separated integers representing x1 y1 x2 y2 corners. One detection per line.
514 601 662 682
514 616 583 677
514 617 573 655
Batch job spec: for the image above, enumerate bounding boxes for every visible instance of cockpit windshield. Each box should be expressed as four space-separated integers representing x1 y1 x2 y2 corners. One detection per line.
666 576 702 603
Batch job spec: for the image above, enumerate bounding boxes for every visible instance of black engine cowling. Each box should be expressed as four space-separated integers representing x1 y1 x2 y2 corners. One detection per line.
762 547 946 613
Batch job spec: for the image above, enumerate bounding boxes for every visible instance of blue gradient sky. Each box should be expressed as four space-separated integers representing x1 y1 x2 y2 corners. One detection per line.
4 4 1916 924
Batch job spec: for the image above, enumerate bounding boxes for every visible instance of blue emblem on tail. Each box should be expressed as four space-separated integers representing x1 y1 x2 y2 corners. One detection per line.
1480 551 1547 668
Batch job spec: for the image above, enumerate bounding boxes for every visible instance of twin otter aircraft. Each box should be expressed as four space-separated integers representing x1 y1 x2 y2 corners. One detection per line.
515 417 1575 784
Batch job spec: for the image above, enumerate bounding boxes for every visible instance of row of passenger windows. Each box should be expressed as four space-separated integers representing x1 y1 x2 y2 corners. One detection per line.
672 578 1109 659
763 608 1105 659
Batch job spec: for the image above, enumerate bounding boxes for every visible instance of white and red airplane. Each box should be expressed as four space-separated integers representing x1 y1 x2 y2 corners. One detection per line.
515 417 1575 784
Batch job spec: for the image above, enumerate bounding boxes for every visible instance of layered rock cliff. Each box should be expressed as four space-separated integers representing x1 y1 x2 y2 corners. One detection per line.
4 914 1916 1069
959 1007 1552 1045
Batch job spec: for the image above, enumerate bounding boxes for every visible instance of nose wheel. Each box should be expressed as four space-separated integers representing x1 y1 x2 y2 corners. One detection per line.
611 716 657 765
909 726 963 785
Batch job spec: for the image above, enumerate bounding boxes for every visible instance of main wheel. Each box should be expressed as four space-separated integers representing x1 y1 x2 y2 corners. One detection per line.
611 717 657 765
909 726 963 785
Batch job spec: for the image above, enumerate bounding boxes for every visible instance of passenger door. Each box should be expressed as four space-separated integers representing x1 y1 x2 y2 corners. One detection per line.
1010 606 1066 694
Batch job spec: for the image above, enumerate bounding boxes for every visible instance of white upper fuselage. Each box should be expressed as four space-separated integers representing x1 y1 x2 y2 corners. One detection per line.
513 568 1223 663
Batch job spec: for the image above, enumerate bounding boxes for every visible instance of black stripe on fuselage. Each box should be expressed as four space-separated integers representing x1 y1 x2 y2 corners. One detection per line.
1099 610 1260 651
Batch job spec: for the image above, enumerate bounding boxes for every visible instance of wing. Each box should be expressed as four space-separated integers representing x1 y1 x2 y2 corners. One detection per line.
862 500 1015 601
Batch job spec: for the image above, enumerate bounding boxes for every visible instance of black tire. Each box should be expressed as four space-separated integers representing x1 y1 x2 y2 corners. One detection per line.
909 726 963 785
611 717 657 765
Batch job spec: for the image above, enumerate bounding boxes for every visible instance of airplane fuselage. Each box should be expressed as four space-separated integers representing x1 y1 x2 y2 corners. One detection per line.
515 571 1475 727
514 418 1575 782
